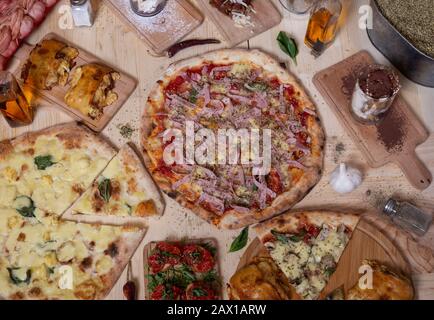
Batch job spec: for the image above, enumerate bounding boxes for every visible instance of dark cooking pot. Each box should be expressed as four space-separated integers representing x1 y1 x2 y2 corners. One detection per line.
367 0 434 87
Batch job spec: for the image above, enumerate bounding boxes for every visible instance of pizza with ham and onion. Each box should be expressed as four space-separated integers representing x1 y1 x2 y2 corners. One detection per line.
142 49 325 229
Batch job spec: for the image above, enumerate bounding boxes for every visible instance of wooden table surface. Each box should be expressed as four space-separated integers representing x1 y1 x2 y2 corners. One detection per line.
1 0 434 300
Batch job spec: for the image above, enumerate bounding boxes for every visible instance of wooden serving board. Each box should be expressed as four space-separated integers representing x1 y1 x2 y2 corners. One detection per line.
196 0 282 47
313 51 432 190
237 218 412 299
143 239 222 300
10 33 137 132
106 0 203 55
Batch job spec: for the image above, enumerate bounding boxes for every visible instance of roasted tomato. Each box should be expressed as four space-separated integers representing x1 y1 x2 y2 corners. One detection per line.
185 282 217 300
148 242 182 273
182 244 214 273
266 169 283 195
150 284 183 300
166 76 185 94
303 224 321 243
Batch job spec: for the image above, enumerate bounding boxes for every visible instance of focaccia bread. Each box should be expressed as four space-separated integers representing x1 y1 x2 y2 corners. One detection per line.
347 260 414 300
21 39 79 90
70 144 164 218
228 256 299 300
65 63 120 120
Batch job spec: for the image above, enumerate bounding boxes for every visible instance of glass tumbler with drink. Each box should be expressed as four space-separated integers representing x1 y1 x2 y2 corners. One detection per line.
0 71 34 127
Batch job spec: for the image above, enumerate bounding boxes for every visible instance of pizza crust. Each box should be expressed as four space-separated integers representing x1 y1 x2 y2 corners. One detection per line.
254 210 361 240
142 49 325 229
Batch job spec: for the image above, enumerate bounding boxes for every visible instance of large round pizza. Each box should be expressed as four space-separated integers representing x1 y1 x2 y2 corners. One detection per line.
142 49 325 229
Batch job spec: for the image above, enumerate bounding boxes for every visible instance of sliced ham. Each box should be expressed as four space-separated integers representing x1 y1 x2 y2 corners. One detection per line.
198 83 210 105
287 160 306 170
167 94 197 109
230 205 250 214
0 26 12 54
19 15 34 39
197 192 225 215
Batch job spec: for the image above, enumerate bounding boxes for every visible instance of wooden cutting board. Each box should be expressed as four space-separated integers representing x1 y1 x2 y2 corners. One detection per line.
10 33 137 132
237 218 412 299
106 0 203 55
313 51 432 190
143 239 222 300
196 0 282 47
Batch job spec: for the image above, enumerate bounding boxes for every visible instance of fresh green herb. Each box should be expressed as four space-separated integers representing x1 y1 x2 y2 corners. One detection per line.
98 178 111 203
34 155 55 170
189 88 199 103
192 288 208 297
202 270 219 283
288 230 306 243
14 196 36 218
126 203 133 216
324 267 336 277
148 264 195 291
229 227 249 253
46 266 55 275
117 123 135 139
245 82 268 92
7 268 31 285
277 31 298 65
271 230 289 244
191 251 201 259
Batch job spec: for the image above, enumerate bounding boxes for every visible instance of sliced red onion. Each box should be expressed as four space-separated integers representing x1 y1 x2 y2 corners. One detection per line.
287 160 306 170
303 108 317 116
197 193 225 215
172 174 192 190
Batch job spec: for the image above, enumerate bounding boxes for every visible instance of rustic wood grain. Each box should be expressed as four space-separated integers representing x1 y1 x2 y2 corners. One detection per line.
0 0 433 300
106 0 204 55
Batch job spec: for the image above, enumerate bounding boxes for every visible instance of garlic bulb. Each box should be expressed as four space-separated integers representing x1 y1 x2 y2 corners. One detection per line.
329 163 362 194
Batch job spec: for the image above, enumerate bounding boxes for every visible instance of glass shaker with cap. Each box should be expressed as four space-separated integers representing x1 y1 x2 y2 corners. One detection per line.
70 0 95 27
383 198 432 237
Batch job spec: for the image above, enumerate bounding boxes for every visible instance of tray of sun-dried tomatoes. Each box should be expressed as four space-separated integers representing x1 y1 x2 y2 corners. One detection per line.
144 239 221 300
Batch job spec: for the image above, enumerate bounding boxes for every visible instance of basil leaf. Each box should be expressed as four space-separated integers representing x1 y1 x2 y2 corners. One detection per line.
201 242 217 257
271 229 289 244
14 196 36 218
189 88 199 103
277 31 298 65
98 178 111 203
192 287 208 297
34 155 55 170
229 227 249 253
202 270 219 283
324 267 336 277
245 82 268 92
7 268 32 285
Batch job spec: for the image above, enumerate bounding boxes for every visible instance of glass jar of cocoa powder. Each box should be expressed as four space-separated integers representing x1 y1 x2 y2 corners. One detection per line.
351 64 400 124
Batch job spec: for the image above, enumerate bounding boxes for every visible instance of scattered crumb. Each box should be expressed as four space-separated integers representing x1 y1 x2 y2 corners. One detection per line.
117 123 136 139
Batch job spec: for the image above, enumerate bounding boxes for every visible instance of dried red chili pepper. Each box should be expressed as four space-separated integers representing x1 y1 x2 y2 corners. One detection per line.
167 39 221 58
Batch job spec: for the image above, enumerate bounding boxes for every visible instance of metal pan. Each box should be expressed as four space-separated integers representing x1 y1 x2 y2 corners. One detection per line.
367 0 434 88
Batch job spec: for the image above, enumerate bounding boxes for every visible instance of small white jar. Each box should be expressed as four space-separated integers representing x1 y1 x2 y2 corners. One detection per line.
70 0 95 27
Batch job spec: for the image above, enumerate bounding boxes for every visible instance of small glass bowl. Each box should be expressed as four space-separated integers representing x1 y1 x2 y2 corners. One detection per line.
129 0 167 17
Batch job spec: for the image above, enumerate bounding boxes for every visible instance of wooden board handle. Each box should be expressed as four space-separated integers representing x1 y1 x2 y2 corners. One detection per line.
396 152 432 190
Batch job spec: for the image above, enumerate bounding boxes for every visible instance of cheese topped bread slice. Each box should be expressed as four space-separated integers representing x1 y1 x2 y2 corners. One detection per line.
254 211 360 300
70 144 164 218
